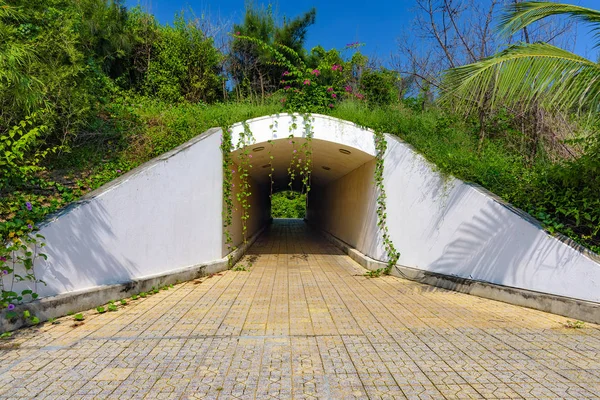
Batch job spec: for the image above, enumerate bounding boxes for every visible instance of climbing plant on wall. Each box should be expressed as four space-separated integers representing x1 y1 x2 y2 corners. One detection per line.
0 208 47 331
286 114 303 192
268 120 279 199
373 130 401 274
236 122 255 246
300 114 314 208
220 127 234 265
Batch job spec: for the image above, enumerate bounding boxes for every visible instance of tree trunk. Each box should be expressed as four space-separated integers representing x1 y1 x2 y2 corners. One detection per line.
259 73 265 104
529 105 541 164
477 107 486 153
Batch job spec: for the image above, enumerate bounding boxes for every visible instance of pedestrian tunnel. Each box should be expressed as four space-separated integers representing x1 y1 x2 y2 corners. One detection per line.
5 113 600 330
226 115 380 254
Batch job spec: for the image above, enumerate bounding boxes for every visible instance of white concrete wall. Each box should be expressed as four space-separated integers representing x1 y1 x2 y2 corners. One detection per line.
19 129 225 297
308 160 381 259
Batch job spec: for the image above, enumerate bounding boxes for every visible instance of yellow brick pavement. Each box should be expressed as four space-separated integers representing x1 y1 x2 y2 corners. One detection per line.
1 219 599 399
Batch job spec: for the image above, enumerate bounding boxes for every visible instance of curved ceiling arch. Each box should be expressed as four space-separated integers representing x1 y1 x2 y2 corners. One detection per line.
229 114 376 190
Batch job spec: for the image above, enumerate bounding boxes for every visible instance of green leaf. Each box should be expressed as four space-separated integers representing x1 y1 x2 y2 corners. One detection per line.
441 43 600 116
5 311 17 320
499 2 600 44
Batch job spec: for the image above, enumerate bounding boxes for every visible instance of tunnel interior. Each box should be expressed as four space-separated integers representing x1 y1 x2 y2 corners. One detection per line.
227 135 380 257
231 137 374 194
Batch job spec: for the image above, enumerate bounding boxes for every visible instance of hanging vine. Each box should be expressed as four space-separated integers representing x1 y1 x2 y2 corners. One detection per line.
373 130 400 275
220 126 235 266
287 115 299 190
300 113 314 209
268 121 278 199
236 122 255 246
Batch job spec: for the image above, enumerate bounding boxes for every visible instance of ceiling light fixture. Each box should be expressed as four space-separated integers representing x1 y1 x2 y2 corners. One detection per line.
339 149 351 155
322 166 331 171
253 146 265 152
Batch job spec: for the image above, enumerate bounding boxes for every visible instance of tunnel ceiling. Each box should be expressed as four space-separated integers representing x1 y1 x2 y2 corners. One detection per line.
231 137 374 189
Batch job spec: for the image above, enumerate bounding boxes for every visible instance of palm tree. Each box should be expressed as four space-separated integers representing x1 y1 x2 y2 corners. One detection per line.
441 2 600 117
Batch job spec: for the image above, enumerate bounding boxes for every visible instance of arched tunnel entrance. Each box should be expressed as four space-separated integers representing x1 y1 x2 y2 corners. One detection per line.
225 115 381 260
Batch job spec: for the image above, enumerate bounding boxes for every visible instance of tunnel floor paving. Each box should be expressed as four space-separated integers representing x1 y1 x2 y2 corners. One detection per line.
1 219 600 399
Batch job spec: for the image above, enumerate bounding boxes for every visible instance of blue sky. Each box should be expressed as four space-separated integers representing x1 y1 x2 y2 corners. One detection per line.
124 0 599 62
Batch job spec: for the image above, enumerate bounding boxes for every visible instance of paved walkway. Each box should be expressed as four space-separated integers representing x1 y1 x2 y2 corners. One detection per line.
1 220 599 399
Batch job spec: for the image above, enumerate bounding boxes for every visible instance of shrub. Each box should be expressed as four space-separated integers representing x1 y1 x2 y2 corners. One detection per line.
271 191 306 218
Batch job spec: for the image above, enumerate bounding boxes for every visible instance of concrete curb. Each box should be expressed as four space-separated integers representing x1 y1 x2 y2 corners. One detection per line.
0 226 264 333
317 228 600 325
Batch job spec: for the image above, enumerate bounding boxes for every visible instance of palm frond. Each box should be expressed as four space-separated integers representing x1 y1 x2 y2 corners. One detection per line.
441 42 600 115
499 1 600 45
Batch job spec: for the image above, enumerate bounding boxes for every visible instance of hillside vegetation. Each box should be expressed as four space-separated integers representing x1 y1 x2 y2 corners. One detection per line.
1 0 598 255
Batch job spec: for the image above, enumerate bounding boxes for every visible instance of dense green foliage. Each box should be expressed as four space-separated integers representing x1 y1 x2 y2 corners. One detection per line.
439 0 600 252
271 191 306 219
141 14 224 103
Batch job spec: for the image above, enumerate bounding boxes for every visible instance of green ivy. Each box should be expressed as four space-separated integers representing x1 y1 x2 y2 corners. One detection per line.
267 119 281 200
1 227 46 325
287 115 300 190
220 126 235 266
374 130 401 274
236 122 255 246
300 114 314 204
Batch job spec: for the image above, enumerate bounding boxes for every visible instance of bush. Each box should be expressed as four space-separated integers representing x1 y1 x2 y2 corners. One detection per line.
142 14 224 103
271 191 306 218
360 68 399 107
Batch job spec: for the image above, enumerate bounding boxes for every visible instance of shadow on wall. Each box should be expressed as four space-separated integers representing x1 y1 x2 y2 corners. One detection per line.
34 201 138 297
384 137 460 246
226 175 272 256
427 184 580 291
24 128 225 299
